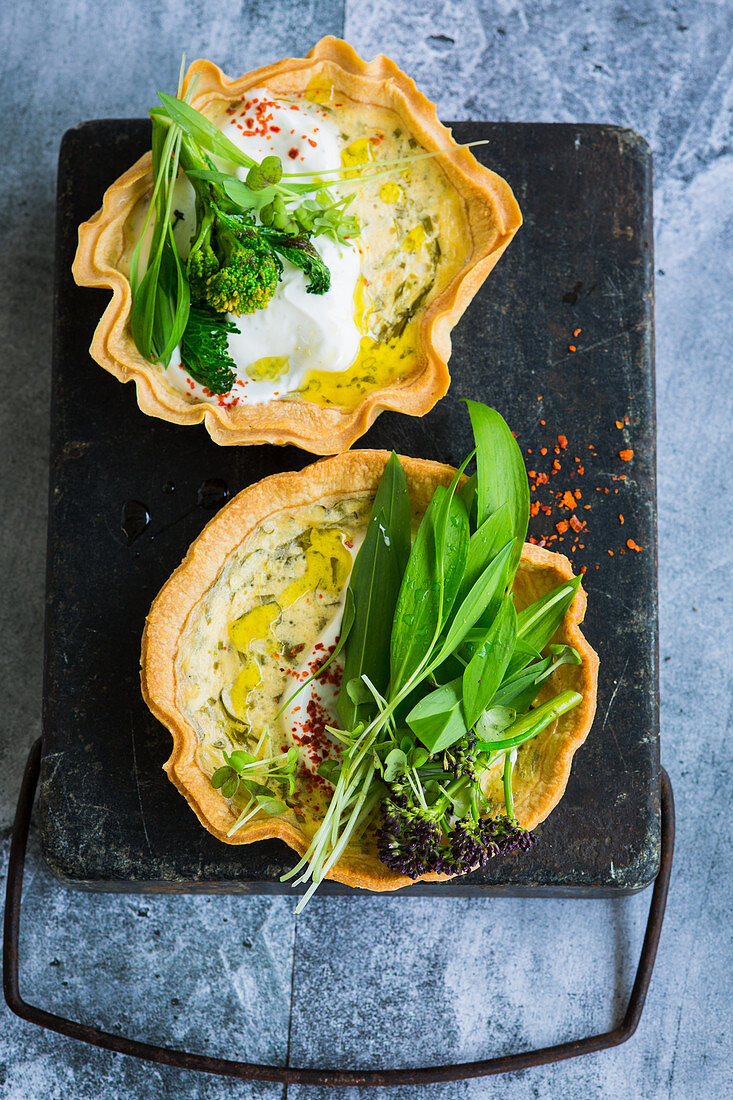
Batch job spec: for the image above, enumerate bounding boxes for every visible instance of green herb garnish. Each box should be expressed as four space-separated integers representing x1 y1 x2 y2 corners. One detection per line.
276 401 585 910
129 61 491 391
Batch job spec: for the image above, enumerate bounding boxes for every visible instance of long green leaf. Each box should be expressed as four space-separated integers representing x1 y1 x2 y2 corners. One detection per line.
406 677 469 753
516 575 582 652
465 401 529 574
337 454 410 729
455 503 513 607
462 597 517 727
432 538 516 670
157 91 258 169
389 487 468 696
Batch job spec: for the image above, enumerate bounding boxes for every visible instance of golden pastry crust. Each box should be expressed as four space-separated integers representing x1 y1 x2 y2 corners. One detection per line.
141 451 599 892
73 37 522 454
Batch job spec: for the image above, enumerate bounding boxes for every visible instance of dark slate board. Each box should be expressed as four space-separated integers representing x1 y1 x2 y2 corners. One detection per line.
40 121 659 896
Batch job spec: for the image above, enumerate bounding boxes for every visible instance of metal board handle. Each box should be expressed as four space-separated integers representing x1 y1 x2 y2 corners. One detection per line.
3 739 674 1087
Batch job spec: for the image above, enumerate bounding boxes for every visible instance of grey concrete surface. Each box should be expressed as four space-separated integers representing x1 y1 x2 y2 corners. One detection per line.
1 1 731 1097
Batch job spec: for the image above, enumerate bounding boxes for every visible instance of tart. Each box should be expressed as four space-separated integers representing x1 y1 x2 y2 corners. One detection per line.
141 450 598 893
73 37 522 453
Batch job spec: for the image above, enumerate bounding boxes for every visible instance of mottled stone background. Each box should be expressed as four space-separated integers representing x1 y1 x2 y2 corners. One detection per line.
1 1 731 1097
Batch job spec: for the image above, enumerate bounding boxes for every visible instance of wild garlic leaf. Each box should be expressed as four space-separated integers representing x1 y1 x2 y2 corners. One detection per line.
390 486 468 696
434 538 516 666
455 503 513 607
498 644 582 713
462 597 518 728
516 575 582 653
158 92 258 169
503 637 544 680
337 453 410 730
465 400 529 574
491 656 553 710
406 677 469 754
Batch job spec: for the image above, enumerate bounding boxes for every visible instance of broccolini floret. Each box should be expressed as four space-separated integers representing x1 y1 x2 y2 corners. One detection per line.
186 200 281 317
180 304 239 394
377 787 535 880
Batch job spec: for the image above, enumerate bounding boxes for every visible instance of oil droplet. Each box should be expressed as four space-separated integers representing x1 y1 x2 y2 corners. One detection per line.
121 500 150 543
379 181 403 204
197 478 230 510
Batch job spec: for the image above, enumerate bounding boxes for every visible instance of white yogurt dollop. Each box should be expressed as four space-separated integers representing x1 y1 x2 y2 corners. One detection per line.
166 88 361 406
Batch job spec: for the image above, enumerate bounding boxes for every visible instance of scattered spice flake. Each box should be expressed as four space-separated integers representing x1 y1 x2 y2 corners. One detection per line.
626 539 643 552
569 515 585 533
568 344 577 352
615 420 624 429
619 449 634 462
555 519 570 534
540 447 548 455
558 435 568 449
573 328 582 337
619 514 625 525
561 491 577 510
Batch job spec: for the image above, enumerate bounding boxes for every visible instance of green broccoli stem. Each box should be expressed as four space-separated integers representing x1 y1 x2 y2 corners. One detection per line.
503 751 516 821
477 690 582 753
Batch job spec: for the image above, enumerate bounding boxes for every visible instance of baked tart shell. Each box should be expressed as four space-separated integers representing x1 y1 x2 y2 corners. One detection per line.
73 37 522 453
141 451 599 892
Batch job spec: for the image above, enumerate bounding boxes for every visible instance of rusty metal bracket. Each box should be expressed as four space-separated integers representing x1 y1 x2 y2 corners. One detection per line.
3 738 674 1087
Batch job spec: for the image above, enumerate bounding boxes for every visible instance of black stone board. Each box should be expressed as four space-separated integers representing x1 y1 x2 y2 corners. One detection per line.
40 121 659 896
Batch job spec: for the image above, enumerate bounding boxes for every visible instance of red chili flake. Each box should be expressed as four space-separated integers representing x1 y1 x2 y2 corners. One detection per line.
615 420 624 429
573 328 582 337
307 138 318 147
556 519 570 534
561 491 577 510
529 501 541 517
619 449 634 462
552 460 561 473
619 514 625 525
568 345 577 353
558 435 568 449
626 539 643 552
540 419 546 426
569 515 585 533
271 125 280 133
540 447 548 455
288 148 299 159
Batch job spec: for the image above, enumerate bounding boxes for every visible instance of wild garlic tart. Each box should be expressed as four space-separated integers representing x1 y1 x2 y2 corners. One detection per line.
141 403 598 904
73 37 521 453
